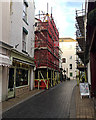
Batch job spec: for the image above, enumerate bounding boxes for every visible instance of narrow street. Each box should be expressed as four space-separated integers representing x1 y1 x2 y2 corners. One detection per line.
3 80 76 118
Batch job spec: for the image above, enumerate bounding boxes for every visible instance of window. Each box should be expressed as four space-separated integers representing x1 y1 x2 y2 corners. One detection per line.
62 58 66 63
16 68 28 87
22 27 28 52
69 56 72 59
22 31 26 51
70 64 72 69
70 72 73 77
23 0 28 22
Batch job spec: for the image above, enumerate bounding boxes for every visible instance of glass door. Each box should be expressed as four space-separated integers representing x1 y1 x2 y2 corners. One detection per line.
8 68 15 99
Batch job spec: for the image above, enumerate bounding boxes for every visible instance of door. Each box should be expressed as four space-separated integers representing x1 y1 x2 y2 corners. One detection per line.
8 68 15 98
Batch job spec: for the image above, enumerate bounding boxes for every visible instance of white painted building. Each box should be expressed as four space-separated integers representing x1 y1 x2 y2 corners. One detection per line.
0 0 35 102
59 38 77 80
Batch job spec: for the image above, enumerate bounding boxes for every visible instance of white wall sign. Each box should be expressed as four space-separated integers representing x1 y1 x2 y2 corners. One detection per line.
79 83 90 99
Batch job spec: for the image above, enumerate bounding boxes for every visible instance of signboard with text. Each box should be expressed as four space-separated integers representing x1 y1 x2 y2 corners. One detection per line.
79 83 90 99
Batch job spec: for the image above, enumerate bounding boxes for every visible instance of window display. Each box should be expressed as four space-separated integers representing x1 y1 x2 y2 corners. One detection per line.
16 68 28 87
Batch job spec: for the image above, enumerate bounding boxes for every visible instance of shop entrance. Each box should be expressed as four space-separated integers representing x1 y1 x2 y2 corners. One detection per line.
8 68 15 99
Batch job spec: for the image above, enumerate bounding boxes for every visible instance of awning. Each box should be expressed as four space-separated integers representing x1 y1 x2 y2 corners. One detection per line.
0 54 10 66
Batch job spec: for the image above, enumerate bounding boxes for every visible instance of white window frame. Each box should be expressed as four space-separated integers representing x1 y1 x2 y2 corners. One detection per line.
22 31 27 52
23 2 27 22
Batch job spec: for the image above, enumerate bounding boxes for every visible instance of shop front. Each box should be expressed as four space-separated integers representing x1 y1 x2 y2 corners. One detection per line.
8 50 35 99
8 60 30 98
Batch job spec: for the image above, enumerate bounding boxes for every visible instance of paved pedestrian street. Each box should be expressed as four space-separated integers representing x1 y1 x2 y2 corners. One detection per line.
3 80 76 118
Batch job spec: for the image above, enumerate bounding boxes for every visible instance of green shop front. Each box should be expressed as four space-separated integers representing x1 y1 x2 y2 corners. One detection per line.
8 49 35 99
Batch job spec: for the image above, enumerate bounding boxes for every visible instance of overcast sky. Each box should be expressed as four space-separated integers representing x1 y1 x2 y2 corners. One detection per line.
34 0 85 39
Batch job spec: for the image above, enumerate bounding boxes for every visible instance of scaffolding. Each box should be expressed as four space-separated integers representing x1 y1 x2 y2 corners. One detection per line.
34 13 60 89
75 9 87 84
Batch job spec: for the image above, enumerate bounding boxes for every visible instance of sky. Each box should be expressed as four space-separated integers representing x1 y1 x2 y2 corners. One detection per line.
34 0 85 39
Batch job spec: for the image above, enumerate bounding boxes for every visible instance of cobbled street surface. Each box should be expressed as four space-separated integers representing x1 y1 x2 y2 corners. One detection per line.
3 80 76 118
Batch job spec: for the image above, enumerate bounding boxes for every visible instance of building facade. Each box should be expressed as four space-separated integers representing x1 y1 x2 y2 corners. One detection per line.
76 1 96 97
0 0 35 102
85 2 96 97
34 13 60 89
75 6 88 85
59 38 77 80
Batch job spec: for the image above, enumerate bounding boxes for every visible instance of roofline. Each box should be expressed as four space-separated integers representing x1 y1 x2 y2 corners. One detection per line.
59 37 77 42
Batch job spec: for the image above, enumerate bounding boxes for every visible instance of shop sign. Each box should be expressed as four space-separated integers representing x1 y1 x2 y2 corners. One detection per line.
79 83 90 99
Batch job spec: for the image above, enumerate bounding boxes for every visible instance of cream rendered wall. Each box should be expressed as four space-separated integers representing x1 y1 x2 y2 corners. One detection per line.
27 0 35 58
0 1 35 101
0 2 10 102
10 2 22 51
2 67 8 101
10 0 35 91
2 2 10 44
60 42 77 79
10 0 35 57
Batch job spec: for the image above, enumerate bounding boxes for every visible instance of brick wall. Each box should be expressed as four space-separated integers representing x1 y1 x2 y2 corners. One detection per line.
15 86 29 96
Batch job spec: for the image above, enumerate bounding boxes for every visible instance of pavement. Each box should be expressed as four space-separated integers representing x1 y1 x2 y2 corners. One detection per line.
1 80 95 119
2 89 44 113
75 85 94 118
70 85 94 118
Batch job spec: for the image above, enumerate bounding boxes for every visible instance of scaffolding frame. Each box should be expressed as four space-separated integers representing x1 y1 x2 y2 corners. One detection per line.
34 12 60 89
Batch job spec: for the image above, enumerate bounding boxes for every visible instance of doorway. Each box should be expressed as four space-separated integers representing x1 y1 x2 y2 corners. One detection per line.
8 68 15 99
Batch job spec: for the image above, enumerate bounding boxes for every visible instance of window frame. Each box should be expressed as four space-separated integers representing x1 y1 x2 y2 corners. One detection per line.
70 72 73 77
22 27 28 53
23 0 28 23
69 56 72 59
16 68 29 87
70 64 72 69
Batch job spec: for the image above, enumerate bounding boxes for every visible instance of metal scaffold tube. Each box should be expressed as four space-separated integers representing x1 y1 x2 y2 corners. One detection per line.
34 5 60 89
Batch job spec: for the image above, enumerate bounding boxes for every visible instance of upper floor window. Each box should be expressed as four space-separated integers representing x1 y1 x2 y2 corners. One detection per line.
22 32 26 52
22 27 28 52
69 56 72 59
23 0 28 22
70 64 72 69
62 58 66 63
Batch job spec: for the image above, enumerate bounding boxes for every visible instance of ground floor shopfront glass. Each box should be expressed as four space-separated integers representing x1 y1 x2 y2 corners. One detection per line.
16 68 28 87
8 63 30 99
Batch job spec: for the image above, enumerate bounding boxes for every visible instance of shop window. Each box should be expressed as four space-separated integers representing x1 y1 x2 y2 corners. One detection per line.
70 72 73 77
16 68 28 87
